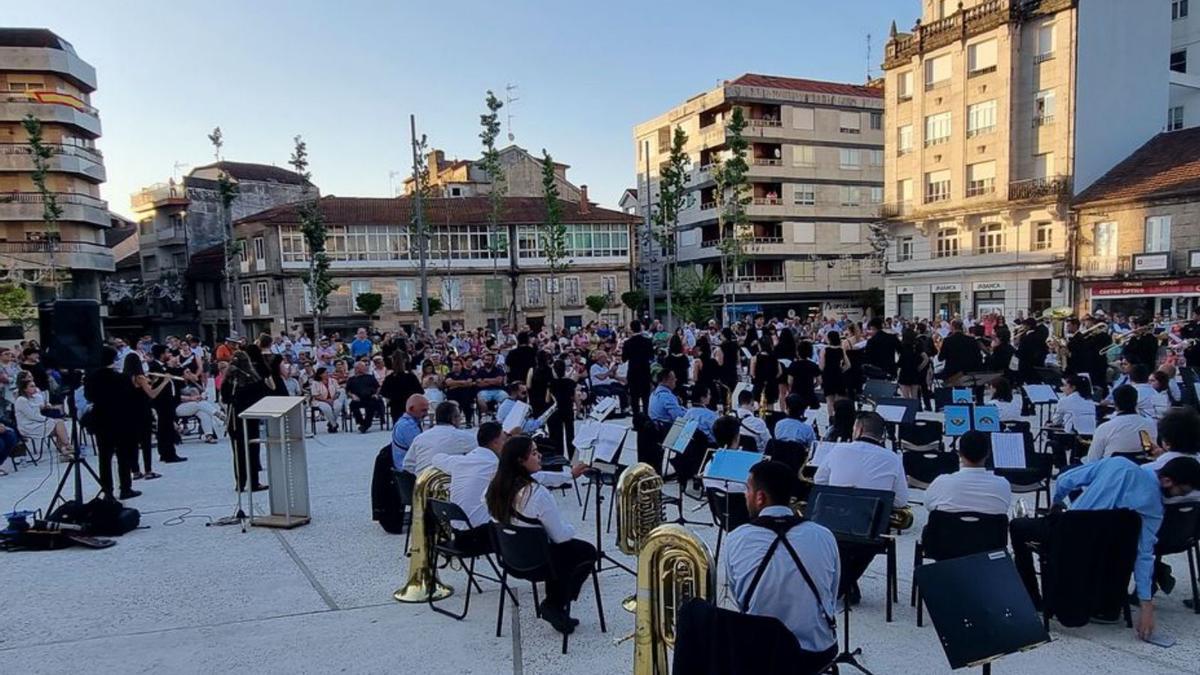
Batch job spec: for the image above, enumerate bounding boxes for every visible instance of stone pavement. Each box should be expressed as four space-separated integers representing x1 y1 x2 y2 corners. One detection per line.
1 421 1198 674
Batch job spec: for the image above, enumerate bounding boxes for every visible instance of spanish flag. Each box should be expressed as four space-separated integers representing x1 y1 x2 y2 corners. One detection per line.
32 90 89 112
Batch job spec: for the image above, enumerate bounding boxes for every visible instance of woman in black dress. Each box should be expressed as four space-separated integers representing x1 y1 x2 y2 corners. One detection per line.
380 351 422 424
663 335 690 389
819 330 850 417
773 328 797 404
121 353 168 483
693 335 721 407
718 328 739 405
897 327 929 401
986 325 1019 384
546 359 578 457
221 351 270 492
527 350 554 418
843 323 866 399
751 334 780 409
787 340 822 412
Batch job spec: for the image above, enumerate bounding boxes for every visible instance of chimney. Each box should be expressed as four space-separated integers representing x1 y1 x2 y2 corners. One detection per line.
426 149 444 171
579 184 590 213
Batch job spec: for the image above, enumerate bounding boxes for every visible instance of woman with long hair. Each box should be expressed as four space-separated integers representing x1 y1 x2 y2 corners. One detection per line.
485 435 598 634
221 350 269 492
693 335 721 408
826 398 857 442
527 349 554 418
14 377 72 461
546 359 578 456
750 334 780 409
381 351 422 424
121 353 168 481
819 330 851 417
773 327 797 406
897 328 928 401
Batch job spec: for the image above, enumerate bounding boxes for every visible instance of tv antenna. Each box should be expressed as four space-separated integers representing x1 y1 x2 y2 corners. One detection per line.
172 161 190 181
388 170 402 197
865 33 873 82
505 83 519 142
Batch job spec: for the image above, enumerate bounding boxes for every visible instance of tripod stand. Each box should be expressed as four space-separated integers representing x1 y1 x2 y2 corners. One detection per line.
46 380 101 515
584 465 634 576
831 600 875 675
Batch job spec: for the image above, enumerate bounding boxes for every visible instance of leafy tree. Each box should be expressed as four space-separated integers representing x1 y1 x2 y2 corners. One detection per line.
540 149 571 329
355 291 383 319
408 125 434 331
585 294 609 320
0 283 36 328
289 135 337 339
621 289 646 316
22 115 63 297
414 296 443 315
479 91 511 322
208 127 241 334
712 106 751 323
855 287 885 318
653 125 691 329
672 268 721 325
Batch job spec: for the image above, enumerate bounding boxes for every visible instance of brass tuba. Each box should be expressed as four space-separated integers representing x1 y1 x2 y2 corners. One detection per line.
393 467 452 603
633 524 715 675
616 462 665 612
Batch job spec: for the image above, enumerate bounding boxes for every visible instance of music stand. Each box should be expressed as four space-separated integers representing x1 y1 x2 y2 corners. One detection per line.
700 449 759 559
915 551 1050 673
583 425 635 576
862 379 899 405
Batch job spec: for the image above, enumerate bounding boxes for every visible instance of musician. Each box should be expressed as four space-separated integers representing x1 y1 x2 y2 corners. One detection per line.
1143 408 1200 503
984 378 1023 422
402 400 475 474
148 345 186 463
1087 385 1159 463
498 382 544 435
725 460 840 672
734 388 770 451
923 430 1012 514
1010 455 1200 638
87 346 136 499
485 435 599 634
221 351 269 492
938 320 982 382
1065 317 1088 377
1015 318 1048 386
1125 364 1162 419
863 317 900 380
648 368 686 426
984 326 1018 383
681 387 719 444
623 320 655 415
390 394 429 469
1181 307 1200 366
1050 375 1097 434
1083 316 1113 393
773 393 816 448
1123 317 1159 372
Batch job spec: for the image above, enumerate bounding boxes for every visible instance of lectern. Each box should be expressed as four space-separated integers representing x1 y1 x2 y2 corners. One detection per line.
240 396 310 528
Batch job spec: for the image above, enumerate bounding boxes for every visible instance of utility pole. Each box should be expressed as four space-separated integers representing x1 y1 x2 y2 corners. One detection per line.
410 114 430 332
643 140 655 324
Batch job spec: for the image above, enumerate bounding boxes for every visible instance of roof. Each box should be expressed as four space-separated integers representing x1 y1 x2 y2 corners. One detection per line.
728 73 883 99
105 226 137 248
239 196 639 227
1075 128 1200 206
0 28 71 50
188 161 310 186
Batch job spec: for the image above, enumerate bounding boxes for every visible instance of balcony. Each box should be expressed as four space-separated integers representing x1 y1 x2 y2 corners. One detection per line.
1009 175 1071 201
700 201 718 211
752 158 782 167
0 91 101 136
0 239 114 272
0 191 109 227
0 46 98 90
752 197 783 206
0 142 105 181
880 201 913 218
748 118 782 128
884 0 1067 69
132 182 189 210
1032 115 1055 128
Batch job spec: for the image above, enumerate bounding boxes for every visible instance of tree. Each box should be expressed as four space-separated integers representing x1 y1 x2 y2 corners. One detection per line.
621 289 646 316
585 294 609 321
414 296 443 315
355 292 383 320
653 125 692 330
0 283 36 329
289 135 336 339
208 127 241 335
712 106 751 324
409 116 433 332
22 115 63 298
672 267 721 325
479 91 512 323
540 149 571 330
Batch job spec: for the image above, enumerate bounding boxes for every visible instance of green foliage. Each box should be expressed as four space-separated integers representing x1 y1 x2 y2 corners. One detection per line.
620 289 646 314
289 135 337 320
673 268 721 325
539 149 570 276
585 294 609 318
652 126 691 258
415 296 443 315
479 91 508 262
855 287 885 316
207 127 238 209
0 283 36 327
21 115 63 228
713 106 752 271
355 292 383 317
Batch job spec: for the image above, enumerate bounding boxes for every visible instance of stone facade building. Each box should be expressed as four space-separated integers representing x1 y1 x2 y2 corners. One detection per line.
403 145 582 201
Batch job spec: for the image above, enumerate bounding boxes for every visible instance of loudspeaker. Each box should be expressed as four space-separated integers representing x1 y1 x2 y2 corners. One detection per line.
38 299 103 370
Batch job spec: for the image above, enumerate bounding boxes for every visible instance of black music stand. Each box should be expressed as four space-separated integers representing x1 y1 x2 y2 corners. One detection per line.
915 551 1050 673
806 484 895 675
583 428 635 576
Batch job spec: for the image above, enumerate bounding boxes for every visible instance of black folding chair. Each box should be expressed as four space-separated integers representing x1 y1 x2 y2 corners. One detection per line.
898 419 944 449
426 499 504 620
705 486 750 564
393 469 417 554
911 510 1009 626
490 523 606 654
863 379 900 404
1038 509 1139 630
1155 502 1200 613
901 443 959 495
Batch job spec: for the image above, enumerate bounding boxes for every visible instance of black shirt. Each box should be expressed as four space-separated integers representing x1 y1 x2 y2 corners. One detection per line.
444 369 477 402
475 365 506 391
939 332 982 379
346 373 380 400
506 345 537 385
623 334 654 384
863 331 901 378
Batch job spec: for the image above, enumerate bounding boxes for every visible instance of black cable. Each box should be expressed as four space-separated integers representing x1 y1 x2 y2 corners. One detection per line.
9 444 59 515
136 506 214 527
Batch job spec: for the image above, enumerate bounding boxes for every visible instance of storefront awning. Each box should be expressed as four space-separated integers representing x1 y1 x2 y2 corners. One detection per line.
1087 277 1200 299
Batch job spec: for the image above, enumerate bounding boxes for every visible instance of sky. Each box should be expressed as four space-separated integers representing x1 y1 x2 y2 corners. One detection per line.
9 0 917 218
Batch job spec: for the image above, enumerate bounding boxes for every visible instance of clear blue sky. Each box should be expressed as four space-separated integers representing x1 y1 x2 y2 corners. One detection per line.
10 0 917 217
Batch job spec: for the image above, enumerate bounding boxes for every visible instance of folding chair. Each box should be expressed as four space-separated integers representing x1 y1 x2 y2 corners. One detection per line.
393 468 417 554
1155 502 1200 613
426 499 503 621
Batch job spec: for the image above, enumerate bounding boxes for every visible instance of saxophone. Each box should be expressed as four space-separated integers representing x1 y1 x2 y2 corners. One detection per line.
633 524 715 675
616 462 665 612
393 467 452 603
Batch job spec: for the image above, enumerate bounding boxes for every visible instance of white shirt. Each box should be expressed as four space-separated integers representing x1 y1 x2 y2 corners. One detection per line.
433 447 573 528
1052 392 1096 434
986 397 1023 422
1085 413 1158 463
509 482 576 543
923 467 1012 515
1133 383 1166 419
813 439 909 507
402 424 476 474
589 362 614 388
735 407 771 451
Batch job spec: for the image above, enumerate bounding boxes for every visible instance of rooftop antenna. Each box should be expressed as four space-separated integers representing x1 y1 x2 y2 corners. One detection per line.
505 83 519 142
172 161 190 181
865 33 873 82
388 169 401 197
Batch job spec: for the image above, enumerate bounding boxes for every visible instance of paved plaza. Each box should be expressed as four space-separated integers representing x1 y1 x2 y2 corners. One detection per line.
2 418 1199 675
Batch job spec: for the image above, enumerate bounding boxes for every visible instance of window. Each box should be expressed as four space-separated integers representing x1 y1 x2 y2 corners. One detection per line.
253 236 265 261
236 239 247 263
278 224 411 263
868 186 884 204
839 148 861 169
441 278 463 310
1034 89 1056 125
936 226 960 258
966 161 996 197
898 125 914 154
968 39 997 74
977 222 1005 254
897 236 914 262
937 0 954 19
870 112 883 130
139 218 153 235
925 112 951 146
1036 23 1056 61
792 145 816 167
524 277 543 307
516 223 629 259
839 223 860 244
240 283 252 307
256 281 269 307
897 293 914 318
793 184 816 206
867 149 884 167
925 55 951 89
897 71 914 101
449 186 463 197
925 170 951 203
1145 216 1172 253
793 261 817 281
396 279 415 311
1034 152 1055 180
483 278 505 311
1174 0 1189 20
143 254 158 273
897 178 914 204
1033 222 1053 251
562 277 581 306
601 275 618 297
839 111 861 134
792 107 815 130
1172 49 1188 74
350 280 371 311
967 100 997 137
1093 221 1118 257
172 252 187 270
840 186 861 206
1169 106 1185 131
791 222 815 244
6 78 46 92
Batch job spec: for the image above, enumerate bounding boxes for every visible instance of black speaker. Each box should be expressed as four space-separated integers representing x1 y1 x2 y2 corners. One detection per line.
38 299 104 370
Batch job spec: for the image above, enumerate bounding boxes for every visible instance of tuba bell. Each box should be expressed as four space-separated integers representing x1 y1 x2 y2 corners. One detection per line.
393 467 453 603
633 524 715 675
616 462 665 612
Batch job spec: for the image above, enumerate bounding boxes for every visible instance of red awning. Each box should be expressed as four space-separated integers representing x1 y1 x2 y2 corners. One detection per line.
1087 278 1200 297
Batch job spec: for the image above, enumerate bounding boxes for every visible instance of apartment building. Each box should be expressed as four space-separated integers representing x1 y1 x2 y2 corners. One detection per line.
402 145 582 201
0 28 113 302
881 0 1169 321
231 195 638 336
634 73 885 321
1074 127 1200 318
1170 0 1199 130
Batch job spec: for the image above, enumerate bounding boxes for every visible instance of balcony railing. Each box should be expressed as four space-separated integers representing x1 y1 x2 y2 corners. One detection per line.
1032 114 1055 127
924 136 950 148
747 236 784 244
0 239 109 255
700 201 718 211
0 142 103 163
752 158 782 166
0 190 107 209
737 274 785 283
0 90 99 116
884 0 1066 69
880 201 913 218
748 118 782 128
966 125 995 138
1009 175 1072 201
132 182 188 208
752 197 783 206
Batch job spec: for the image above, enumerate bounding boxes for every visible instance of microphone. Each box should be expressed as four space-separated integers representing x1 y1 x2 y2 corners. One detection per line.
33 519 84 532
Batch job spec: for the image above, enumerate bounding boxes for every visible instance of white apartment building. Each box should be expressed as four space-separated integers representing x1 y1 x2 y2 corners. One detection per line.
1170 0 1200 129
881 0 1169 321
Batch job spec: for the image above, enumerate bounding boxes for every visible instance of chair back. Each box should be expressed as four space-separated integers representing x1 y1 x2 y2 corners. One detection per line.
705 487 751 533
737 435 759 453
863 379 899 403
427 499 471 547
922 510 1009 561
902 446 959 489
490 522 553 577
1156 502 1200 555
764 439 808 475
932 387 954 411
899 419 944 447
1045 509 1140 627
393 469 417 506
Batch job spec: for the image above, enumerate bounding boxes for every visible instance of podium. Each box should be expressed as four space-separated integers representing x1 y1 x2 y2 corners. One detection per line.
240 396 311 528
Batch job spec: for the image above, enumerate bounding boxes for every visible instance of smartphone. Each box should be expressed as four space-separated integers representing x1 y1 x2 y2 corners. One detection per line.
1139 430 1153 452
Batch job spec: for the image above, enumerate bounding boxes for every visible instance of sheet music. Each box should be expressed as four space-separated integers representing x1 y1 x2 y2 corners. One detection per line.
589 396 618 421
671 419 698 453
1024 384 1058 404
991 432 1026 469
952 388 972 404
501 400 530 432
535 403 557 427
876 404 908 424
573 421 600 449
944 405 972 436
593 423 627 463
741 347 753 361
661 418 687 450
702 449 760 484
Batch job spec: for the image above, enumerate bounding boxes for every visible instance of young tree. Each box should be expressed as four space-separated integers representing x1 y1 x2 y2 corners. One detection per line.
414 295 443 315
620 289 646 317
0 283 36 329
478 91 511 323
653 125 692 330
22 115 64 297
208 127 241 335
673 267 721 325
409 116 433 332
585 294 609 322
289 135 336 340
712 107 751 324
355 291 383 321
540 149 571 330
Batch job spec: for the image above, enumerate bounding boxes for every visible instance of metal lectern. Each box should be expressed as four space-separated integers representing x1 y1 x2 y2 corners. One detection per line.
240 396 310 528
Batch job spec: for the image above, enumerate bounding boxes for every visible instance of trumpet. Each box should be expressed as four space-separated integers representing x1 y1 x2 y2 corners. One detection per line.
1078 322 1109 336
147 371 187 382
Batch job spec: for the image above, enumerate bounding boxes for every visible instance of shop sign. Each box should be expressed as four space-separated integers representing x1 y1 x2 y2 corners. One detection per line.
972 281 1006 292
932 283 962 293
1090 277 1200 297
1132 253 1169 273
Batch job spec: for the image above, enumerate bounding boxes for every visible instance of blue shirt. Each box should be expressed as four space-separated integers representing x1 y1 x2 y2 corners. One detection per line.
350 338 373 359
682 406 718 443
497 398 541 434
649 384 686 425
773 418 816 446
1054 457 1164 601
391 413 422 469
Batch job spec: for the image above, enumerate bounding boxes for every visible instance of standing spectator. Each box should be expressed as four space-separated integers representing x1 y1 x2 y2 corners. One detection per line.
623 320 654 415
381 352 422 425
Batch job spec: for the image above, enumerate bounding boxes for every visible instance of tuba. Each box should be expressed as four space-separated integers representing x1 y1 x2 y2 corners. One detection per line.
393 467 452 603
633 524 715 675
617 462 665 612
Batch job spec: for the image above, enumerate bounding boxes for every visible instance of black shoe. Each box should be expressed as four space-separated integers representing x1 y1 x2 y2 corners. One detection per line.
162 456 188 463
1158 570 1177 595
252 483 269 492
1090 611 1121 625
328 424 338 433
118 489 142 499
538 601 575 634
848 583 862 606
